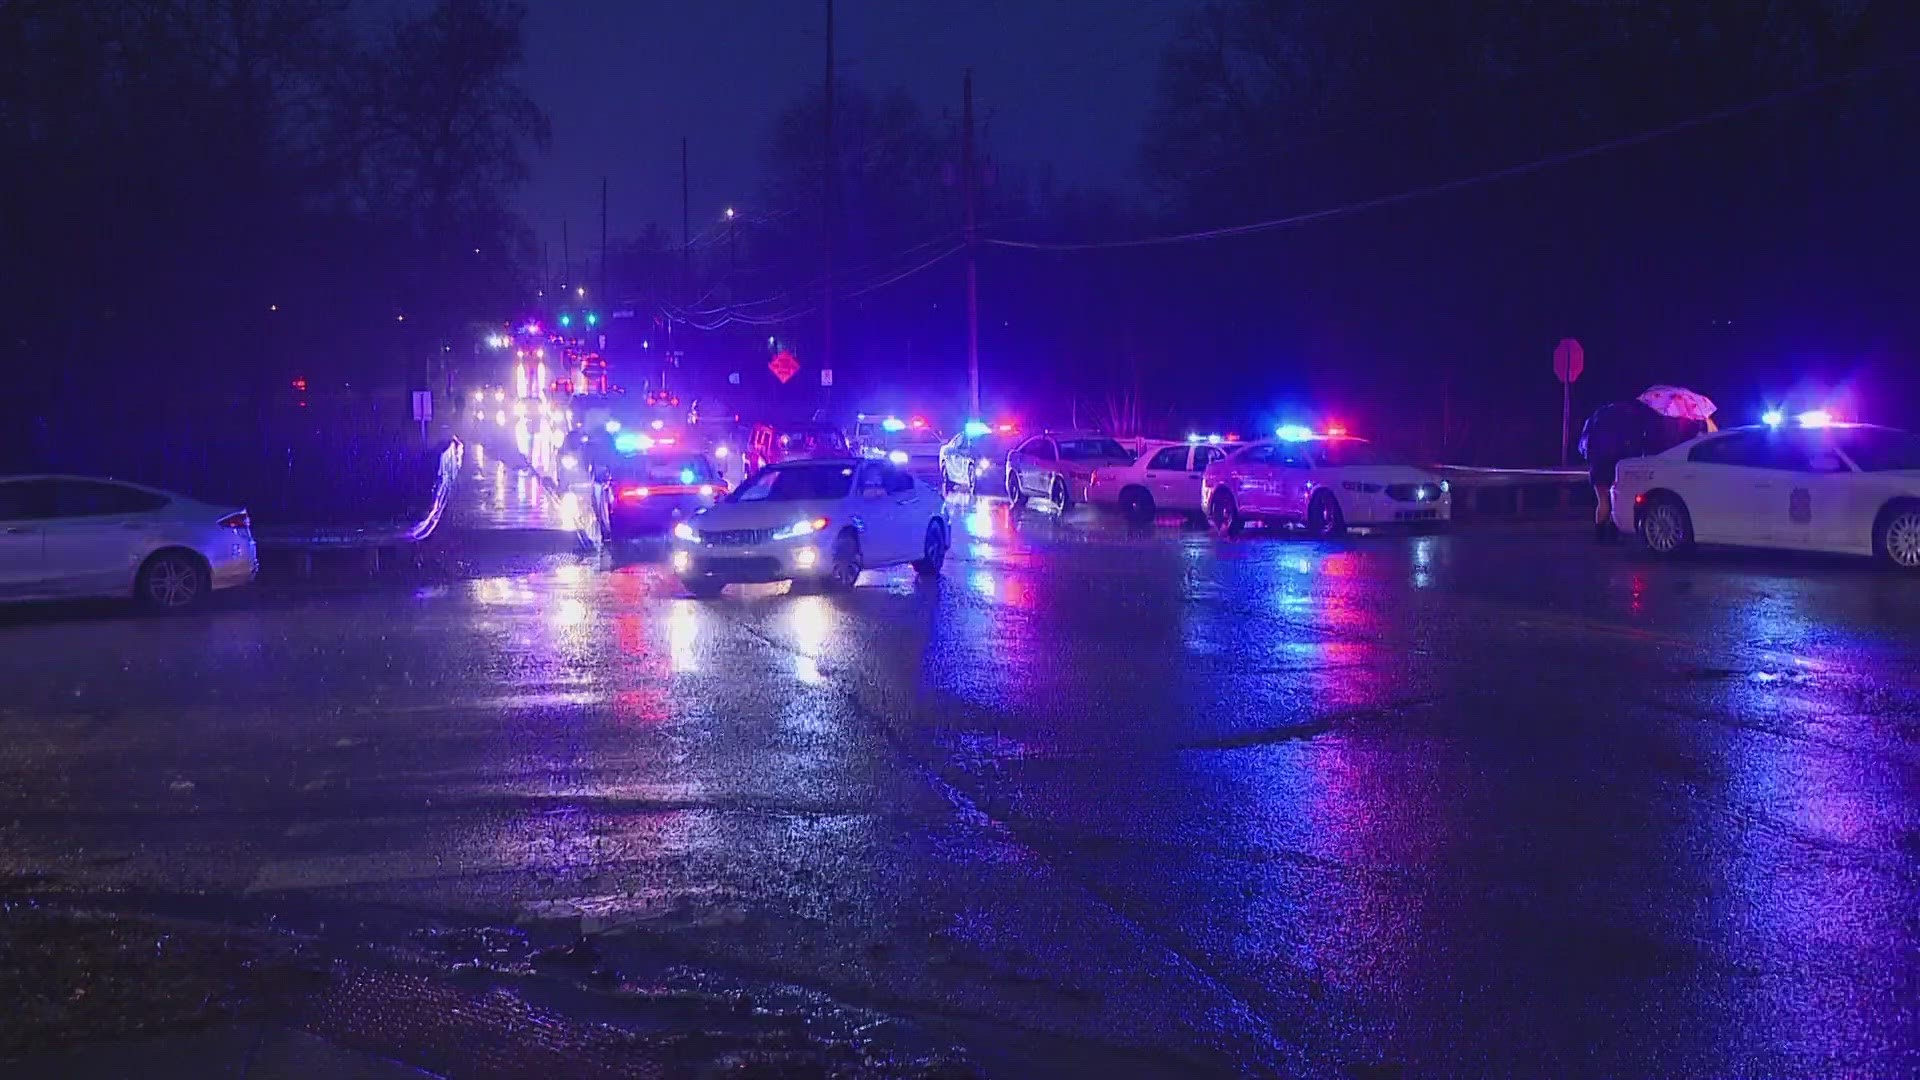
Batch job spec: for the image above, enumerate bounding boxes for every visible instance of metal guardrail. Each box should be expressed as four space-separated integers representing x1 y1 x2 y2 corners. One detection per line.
255 438 464 574
1433 465 1595 521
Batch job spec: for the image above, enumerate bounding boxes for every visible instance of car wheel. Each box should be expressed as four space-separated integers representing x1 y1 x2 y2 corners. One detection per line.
1210 492 1243 537
1873 502 1920 568
1307 492 1346 537
1639 495 1694 557
681 577 723 598
913 521 947 575
1051 477 1072 513
137 549 209 611
828 533 862 590
1119 487 1154 523
1007 469 1027 507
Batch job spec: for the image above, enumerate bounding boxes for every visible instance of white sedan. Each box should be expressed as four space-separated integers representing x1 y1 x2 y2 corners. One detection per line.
1201 434 1450 536
1614 422 1920 566
1084 439 1230 520
669 458 949 596
0 475 257 609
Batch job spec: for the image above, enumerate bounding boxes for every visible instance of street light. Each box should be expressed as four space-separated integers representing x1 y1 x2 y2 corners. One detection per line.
576 286 586 298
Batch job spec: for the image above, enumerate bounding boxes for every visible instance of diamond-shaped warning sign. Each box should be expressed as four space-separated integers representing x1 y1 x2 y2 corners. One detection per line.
768 350 800 384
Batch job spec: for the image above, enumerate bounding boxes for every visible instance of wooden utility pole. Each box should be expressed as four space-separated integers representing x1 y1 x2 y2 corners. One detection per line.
599 177 609 308
962 68 980 416
680 137 691 301
561 220 570 293
822 0 836 371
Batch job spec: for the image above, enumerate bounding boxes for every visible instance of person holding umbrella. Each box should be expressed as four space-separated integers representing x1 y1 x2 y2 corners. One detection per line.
1579 386 1716 541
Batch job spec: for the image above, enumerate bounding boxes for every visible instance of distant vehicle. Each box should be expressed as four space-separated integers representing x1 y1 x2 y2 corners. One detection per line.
1202 432 1450 536
0 475 256 610
744 422 850 473
590 450 724 543
1085 439 1231 521
669 459 948 596
1613 419 1920 566
854 414 946 478
937 426 1022 495
1005 432 1135 511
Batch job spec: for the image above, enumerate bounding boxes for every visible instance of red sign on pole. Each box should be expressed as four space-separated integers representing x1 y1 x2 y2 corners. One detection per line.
768 350 800 384
1553 338 1585 384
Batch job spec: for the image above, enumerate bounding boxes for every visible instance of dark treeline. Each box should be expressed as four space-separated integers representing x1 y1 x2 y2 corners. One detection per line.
0 0 547 465
717 0 1920 460
10 1 1920 467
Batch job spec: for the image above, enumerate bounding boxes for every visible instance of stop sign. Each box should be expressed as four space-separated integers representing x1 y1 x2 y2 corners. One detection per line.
1553 339 1584 384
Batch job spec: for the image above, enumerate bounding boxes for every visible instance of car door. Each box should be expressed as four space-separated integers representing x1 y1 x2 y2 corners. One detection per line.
0 479 56 594
1679 432 1778 546
1013 437 1054 496
1766 433 1857 552
1227 444 1279 513
1184 446 1225 512
1273 444 1317 520
880 463 930 560
1137 445 1188 506
41 479 172 594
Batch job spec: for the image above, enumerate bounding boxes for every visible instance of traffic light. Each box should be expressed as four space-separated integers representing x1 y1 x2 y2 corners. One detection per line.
558 313 572 328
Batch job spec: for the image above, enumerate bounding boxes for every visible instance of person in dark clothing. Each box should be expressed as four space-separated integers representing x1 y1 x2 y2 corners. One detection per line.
1580 401 1708 541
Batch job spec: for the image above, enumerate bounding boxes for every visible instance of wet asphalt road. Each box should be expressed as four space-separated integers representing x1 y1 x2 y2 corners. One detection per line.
3 449 1919 1077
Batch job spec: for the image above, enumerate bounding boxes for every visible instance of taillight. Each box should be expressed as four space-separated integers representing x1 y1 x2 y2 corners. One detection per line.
618 485 650 502
1633 493 1646 506
218 511 250 530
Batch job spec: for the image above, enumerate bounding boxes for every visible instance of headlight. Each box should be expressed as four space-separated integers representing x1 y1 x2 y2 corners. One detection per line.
560 453 578 470
771 516 828 541
714 445 730 459
1439 479 1450 494
672 522 699 542
977 456 990 469
888 450 909 465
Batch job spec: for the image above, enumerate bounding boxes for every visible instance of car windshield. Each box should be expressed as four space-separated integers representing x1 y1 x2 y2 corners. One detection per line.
727 462 855 502
1835 428 1920 471
1057 438 1131 461
1312 439 1399 467
605 454 713 484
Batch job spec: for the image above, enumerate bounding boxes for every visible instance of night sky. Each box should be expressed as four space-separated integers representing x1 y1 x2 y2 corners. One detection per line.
509 0 1195 254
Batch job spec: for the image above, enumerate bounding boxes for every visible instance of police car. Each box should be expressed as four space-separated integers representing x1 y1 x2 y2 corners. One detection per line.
1613 414 1920 566
1084 437 1231 521
1201 427 1450 536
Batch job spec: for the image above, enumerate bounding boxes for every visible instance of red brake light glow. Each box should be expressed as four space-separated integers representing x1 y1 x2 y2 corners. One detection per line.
218 511 251 529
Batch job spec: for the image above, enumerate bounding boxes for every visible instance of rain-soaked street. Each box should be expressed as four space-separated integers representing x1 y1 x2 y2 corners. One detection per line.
3 450 1919 1077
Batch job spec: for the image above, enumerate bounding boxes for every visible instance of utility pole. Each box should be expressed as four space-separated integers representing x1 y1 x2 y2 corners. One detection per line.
541 239 550 297
680 136 691 302
561 219 571 294
822 0 835 373
599 177 609 311
962 68 980 416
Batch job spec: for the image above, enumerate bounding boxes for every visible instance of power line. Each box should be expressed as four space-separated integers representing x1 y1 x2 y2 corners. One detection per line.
987 53 1920 253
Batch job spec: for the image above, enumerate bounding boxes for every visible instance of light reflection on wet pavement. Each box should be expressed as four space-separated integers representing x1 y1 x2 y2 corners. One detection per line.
2 448 1918 1075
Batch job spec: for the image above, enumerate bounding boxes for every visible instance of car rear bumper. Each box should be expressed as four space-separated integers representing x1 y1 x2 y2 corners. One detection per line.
607 498 705 535
210 546 258 590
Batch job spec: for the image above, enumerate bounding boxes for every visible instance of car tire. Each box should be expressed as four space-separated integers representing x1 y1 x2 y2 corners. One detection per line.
827 532 862 590
1119 487 1154 524
1007 469 1027 507
682 577 723 598
1872 500 1920 568
913 521 947 575
1210 492 1243 537
1051 477 1072 514
1639 494 1695 557
136 549 210 612
1306 492 1345 538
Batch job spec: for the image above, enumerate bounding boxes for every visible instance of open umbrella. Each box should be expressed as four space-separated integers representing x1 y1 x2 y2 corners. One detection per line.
1637 385 1716 421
